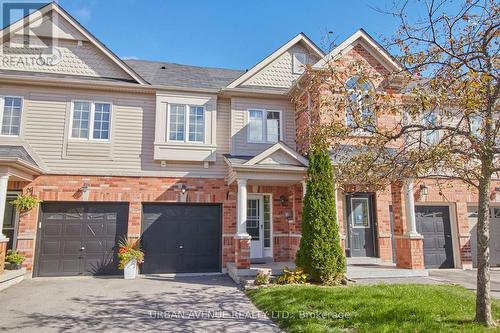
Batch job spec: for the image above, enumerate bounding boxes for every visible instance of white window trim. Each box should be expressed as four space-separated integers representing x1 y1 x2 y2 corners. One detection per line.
292 52 307 74
345 79 376 136
69 100 112 142
247 109 283 144
166 103 206 144
351 197 371 229
0 96 23 137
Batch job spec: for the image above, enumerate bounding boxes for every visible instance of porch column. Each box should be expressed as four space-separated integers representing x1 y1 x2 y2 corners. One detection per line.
0 174 9 240
404 179 421 237
234 178 251 269
391 181 424 270
0 174 9 275
236 178 249 236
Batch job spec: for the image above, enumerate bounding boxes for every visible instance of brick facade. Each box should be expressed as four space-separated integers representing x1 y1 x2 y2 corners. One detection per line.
9 174 303 273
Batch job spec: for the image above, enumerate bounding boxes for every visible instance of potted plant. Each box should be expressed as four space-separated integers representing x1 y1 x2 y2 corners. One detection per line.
118 237 144 279
10 194 42 213
5 250 25 270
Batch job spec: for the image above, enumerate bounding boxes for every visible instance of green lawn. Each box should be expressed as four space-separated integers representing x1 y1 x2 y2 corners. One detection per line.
246 284 500 333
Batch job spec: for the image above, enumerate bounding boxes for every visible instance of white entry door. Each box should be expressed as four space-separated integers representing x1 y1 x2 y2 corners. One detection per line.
247 196 264 259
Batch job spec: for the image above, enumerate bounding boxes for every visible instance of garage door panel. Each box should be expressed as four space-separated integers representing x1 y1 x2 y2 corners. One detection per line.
41 241 61 255
64 223 83 237
36 203 128 277
141 204 221 274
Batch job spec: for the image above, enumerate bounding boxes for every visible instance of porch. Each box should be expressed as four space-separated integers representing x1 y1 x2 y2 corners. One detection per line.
227 257 429 284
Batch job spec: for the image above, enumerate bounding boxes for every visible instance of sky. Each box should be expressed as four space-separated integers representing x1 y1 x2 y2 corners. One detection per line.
42 0 405 70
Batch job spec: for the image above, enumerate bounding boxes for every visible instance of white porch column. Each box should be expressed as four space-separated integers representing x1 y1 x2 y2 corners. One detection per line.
404 179 421 237
0 174 9 240
236 178 249 236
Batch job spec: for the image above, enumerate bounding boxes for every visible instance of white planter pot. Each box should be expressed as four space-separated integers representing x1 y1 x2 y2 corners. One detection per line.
124 259 138 279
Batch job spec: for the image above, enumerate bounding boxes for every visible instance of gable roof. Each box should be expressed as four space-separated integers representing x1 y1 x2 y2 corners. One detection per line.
313 29 402 72
224 142 308 169
125 59 244 89
226 33 325 89
0 2 147 85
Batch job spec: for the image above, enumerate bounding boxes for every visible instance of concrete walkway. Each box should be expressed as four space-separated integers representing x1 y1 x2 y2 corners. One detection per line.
0 275 281 332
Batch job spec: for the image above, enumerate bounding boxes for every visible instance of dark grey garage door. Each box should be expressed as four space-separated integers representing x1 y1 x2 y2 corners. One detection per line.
141 203 222 274
416 205 454 268
35 203 128 277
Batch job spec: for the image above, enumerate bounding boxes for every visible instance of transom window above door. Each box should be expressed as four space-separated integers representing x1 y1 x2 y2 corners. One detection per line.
247 109 282 143
167 104 205 143
70 101 111 140
0 96 23 136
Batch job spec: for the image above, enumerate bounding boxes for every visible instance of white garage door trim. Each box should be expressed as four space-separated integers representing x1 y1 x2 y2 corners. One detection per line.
468 205 500 268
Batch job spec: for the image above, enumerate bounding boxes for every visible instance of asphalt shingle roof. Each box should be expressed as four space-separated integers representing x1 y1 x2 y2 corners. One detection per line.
0 146 39 167
124 59 245 89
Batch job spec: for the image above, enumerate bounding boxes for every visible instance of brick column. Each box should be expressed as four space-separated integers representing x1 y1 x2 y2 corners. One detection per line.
234 235 251 269
391 182 424 269
456 202 472 269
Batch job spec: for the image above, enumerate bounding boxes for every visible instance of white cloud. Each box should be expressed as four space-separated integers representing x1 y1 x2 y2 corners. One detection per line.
122 56 140 60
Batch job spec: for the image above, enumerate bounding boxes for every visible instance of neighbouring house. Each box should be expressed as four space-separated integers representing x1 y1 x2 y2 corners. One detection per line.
0 3 497 278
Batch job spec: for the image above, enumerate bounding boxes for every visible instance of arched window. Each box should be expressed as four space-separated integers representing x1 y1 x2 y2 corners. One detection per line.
345 76 375 133
422 111 439 145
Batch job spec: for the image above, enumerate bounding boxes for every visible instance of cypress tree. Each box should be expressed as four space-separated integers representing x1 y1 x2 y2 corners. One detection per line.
296 146 346 284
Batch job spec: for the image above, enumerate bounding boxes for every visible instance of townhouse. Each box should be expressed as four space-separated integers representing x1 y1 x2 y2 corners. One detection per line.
0 2 497 278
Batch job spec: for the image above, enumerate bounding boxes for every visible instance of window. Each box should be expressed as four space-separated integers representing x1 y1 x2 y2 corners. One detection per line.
470 114 483 138
168 104 186 141
167 104 205 143
247 109 281 143
93 103 110 139
70 101 111 140
345 76 375 134
293 52 307 74
0 97 22 136
422 111 439 145
189 106 204 142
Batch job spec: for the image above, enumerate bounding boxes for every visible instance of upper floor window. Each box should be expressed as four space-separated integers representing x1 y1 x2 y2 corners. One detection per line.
422 111 439 145
167 104 205 143
293 52 307 74
70 101 111 140
345 76 375 134
0 96 22 136
248 109 281 143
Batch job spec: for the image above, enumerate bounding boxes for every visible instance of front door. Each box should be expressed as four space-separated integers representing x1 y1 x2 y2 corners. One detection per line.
346 194 376 257
247 196 263 259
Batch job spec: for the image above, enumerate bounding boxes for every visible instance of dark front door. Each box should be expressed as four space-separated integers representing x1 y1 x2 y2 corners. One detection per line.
35 203 129 277
346 194 376 257
141 203 222 274
416 205 454 268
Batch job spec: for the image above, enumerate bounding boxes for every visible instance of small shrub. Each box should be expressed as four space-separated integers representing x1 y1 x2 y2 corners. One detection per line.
10 194 42 213
5 250 25 265
118 237 144 269
254 271 270 286
275 266 309 285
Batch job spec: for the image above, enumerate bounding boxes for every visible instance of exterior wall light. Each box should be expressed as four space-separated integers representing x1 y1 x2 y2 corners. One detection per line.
181 184 187 194
279 195 287 206
285 210 293 223
419 184 428 196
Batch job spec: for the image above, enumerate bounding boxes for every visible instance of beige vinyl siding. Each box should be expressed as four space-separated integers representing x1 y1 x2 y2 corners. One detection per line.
231 97 296 156
2 11 133 81
0 84 229 178
241 43 320 88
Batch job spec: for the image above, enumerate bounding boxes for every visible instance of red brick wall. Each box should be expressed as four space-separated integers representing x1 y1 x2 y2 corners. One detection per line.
15 175 234 272
13 174 304 272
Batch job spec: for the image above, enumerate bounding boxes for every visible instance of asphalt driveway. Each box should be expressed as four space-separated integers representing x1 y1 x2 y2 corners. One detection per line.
0 274 281 333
